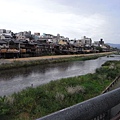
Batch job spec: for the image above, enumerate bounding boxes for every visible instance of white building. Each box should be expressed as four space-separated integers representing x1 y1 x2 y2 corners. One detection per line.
79 36 92 47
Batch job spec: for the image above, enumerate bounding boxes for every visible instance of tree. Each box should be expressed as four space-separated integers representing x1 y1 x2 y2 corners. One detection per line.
96 46 103 52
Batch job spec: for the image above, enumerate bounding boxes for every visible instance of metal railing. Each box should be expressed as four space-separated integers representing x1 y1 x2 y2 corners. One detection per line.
102 76 120 94
36 87 120 120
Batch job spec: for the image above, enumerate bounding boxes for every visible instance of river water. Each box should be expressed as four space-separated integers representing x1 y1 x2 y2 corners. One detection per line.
0 54 120 96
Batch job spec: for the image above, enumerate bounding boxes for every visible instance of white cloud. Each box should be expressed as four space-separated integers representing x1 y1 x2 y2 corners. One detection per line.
0 0 120 43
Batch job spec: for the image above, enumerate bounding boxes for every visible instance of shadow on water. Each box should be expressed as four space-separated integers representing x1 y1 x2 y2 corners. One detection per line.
0 62 72 81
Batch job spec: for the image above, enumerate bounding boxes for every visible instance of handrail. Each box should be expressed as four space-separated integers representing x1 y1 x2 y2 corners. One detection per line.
102 75 120 94
36 87 120 120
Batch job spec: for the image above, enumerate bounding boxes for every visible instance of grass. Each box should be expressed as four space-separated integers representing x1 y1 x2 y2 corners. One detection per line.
0 60 120 120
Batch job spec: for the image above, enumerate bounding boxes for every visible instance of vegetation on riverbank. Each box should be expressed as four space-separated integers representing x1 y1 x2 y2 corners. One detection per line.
0 59 120 120
0 52 113 70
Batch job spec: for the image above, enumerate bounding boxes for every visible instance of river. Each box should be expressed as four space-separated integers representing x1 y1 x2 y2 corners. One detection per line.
0 54 120 96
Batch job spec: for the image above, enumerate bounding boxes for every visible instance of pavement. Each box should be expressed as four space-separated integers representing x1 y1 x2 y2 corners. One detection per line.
4 52 114 62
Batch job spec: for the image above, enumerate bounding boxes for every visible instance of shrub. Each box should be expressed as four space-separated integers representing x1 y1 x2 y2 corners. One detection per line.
66 85 85 95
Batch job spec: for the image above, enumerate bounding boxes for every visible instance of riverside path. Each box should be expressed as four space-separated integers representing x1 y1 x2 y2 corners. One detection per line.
5 52 114 62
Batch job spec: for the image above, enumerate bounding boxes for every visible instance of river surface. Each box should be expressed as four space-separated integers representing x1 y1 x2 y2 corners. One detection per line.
0 54 120 96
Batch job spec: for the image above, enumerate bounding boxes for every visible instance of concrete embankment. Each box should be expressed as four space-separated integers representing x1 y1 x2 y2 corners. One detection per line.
0 59 12 64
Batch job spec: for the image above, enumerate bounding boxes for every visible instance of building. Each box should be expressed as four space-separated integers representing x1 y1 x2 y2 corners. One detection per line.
76 36 92 47
42 33 54 38
0 34 12 40
99 39 104 45
16 31 32 41
0 29 6 33
93 41 100 47
0 29 13 40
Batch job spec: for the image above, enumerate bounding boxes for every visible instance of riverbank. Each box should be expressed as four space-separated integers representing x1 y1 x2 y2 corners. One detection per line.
0 59 120 120
0 52 114 70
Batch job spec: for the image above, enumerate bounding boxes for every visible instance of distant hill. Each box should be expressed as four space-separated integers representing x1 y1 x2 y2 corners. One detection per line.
106 43 120 49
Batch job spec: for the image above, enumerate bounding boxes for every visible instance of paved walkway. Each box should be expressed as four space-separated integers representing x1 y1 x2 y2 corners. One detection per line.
5 52 113 62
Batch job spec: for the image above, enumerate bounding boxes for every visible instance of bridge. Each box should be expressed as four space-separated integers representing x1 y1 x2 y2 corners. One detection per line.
36 76 120 120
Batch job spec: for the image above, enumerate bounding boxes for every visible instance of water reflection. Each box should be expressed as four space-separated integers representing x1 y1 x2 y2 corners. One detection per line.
0 55 120 96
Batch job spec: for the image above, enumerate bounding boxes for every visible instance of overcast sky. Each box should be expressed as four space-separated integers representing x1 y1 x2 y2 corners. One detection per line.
0 0 120 43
